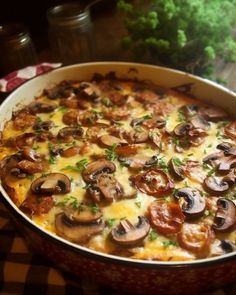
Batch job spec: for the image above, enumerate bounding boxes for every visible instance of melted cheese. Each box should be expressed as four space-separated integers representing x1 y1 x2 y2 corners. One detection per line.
0 78 235 262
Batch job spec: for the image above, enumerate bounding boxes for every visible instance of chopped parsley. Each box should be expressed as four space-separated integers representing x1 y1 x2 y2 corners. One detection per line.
135 201 141 208
55 196 80 209
105 218 116 228
149 229 158 241
57 106 69 113
162 240 178 247
61 159 88 172
105 143 117 161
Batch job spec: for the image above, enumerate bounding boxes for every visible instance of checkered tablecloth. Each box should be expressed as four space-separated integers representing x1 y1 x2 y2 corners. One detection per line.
0 201 236 295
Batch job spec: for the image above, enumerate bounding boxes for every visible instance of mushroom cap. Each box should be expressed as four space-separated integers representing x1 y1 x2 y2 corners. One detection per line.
55 213 105 244
213 198 236 232
31 173 71 194
82 159 116 183
64 204 102 223
168 157 185 181
203 177 229 195
111 216 150 246
174 187 206 218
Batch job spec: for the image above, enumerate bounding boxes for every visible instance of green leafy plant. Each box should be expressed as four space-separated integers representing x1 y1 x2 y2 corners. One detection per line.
117 0 236 77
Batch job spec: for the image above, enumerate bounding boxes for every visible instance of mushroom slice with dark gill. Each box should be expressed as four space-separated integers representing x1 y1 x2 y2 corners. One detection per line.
217 142 236 156
87 174 124 203
31 173 71 194
168 157 185 181
64 204 102 223
79 81 101 100
99 134 127 148
21 147 42 162
213 198 236 232
82 159 116 183
203 177 229 195
55 213 105 244
173 122 192 137
224 122 236 140
174 187 206 218
57 126 84 143
190 115 210 130
28 101 57 114
111 216 150 246
199 106 227 122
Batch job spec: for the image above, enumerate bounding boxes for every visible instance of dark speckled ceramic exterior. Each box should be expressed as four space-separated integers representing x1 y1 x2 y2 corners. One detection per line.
1 63 236 295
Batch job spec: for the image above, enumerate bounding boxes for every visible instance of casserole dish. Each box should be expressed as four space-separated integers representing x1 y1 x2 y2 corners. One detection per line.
0 62 236 294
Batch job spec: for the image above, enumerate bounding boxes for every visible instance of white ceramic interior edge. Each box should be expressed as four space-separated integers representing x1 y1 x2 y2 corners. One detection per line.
0 62 236 266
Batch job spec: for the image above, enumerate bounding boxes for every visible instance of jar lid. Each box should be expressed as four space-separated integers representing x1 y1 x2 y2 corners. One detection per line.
47 3 91 27
0 23 29 41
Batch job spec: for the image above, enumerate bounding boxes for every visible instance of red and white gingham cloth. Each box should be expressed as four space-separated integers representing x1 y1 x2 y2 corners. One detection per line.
0 63 62 93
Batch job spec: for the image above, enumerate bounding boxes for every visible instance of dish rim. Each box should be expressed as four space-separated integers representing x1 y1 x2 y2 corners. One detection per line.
0 61 236 269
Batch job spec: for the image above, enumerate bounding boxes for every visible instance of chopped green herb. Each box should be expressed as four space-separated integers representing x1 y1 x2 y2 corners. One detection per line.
48 155 56 164
142 114 153 120
162 240 178 247
172 157 183 167
149 229 158 241
102 97 113 107
55 196 79 209
135 201 141 208
112 120 124 126
105 218 116 228
177 110 185 123
105 143 117 161
76 159 88 170
61 159 88 172
26 175 34 181
58 106 69 113
89 205 100 214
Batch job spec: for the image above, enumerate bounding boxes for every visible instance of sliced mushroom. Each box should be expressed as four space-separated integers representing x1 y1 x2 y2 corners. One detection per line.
190 115 210 130
0 154 22 178
204 177 229 195
99 134 127 148
29 101 57 114
168 157 185 181
179 104 199 118
79 82 101 100
82 159 116 183
218 155 236 174
61 146 80 157
88 174 124 204
173 122 192 137
216 142 236 156
213 198 236 232
199 106 227 122
129 128 149 143
203 151 224 167
118 155 150 170
55 213 105 244
33 120 54 131
57 127 83 142
111 216 150 246
174 188 206 218
224 122 236 140
31 173 71 194
64 204 102 223
21 147 42 162
219 240 236 253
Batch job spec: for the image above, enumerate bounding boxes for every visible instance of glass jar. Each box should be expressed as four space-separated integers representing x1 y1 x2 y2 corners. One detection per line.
0 23 37 76
47 3 95 65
